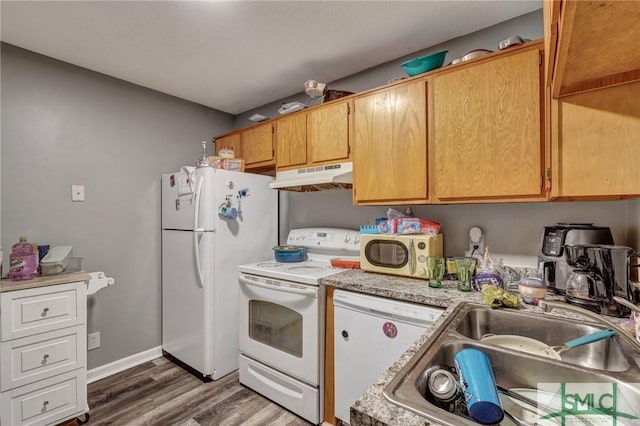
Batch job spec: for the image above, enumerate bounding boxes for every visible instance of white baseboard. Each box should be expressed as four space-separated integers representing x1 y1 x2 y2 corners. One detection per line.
87 346 163 384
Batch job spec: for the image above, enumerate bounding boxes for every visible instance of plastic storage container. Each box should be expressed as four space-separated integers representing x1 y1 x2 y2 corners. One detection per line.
41 245 73 275
9 237 38 281
518 276 547 304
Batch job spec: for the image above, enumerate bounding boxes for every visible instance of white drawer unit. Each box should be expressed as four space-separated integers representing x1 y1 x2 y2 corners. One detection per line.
0 369 85 426
0 279 88 426
1 325 86 391
1 282 83 341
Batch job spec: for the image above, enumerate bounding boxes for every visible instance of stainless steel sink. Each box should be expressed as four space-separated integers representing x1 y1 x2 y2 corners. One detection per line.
383 302 640 426
456 307 630 371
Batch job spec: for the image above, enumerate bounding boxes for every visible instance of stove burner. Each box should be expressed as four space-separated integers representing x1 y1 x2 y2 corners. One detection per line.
256 262 283 268
285 265 326 274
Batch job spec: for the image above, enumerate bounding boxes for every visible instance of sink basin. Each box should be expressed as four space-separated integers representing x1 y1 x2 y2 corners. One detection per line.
383 302 640 426
456 307 629 371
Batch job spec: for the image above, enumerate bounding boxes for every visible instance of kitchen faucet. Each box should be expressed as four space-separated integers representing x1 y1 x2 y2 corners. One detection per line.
538 298 640 355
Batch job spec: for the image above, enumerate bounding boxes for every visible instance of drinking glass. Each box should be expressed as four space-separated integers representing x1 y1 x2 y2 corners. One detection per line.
455 257 476 292
427 257 446 288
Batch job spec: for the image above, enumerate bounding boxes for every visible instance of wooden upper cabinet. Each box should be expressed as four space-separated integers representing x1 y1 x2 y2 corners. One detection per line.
276 113 307 169
308 100 350 164
432 45 546 203
242 122 275 167
551 81 640 198
353 80 428 205
215 133 242 158
546 0 640 97
275 99 351 170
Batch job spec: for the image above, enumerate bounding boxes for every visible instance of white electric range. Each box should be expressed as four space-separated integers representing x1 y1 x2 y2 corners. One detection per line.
237 227 360 424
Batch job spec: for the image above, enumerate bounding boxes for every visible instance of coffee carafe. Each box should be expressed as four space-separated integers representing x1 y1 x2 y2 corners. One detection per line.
564 244 640 317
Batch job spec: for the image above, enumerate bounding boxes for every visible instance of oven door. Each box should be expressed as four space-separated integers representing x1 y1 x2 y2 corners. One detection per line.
238 273 321 386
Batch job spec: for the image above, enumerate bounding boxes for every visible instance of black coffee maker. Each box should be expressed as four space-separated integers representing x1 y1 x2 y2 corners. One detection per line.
564 244 640 317
538 223 614 294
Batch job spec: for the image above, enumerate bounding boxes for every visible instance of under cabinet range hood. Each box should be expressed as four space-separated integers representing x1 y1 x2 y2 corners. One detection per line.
269 162 353 191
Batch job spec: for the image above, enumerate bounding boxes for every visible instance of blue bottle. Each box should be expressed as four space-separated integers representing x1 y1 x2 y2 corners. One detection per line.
454 348 504 424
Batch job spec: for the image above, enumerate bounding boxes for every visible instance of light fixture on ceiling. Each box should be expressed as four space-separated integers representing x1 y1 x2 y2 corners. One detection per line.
304 80 327 98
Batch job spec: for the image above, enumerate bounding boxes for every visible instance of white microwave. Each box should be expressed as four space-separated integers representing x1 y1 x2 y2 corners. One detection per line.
360 233 444 279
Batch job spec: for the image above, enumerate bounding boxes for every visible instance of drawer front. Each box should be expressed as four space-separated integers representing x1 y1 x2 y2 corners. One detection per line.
1 325 86 391
0 369 86 426
1 282 86 341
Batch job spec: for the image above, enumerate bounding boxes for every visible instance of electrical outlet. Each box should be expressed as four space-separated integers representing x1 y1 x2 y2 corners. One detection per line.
469 226 485 256
71 184 85 202
88 332 100 350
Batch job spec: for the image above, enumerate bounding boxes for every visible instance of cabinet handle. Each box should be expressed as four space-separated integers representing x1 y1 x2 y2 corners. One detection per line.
41 307 50 317
42 400 50 409
42 353 50 362
341 330 349 339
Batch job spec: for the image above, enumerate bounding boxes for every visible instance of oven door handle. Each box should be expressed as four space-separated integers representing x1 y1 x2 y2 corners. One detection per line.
239 276 316 296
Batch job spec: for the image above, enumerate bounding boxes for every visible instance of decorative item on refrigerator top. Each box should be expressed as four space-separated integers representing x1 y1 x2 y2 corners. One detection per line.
9 236 38 281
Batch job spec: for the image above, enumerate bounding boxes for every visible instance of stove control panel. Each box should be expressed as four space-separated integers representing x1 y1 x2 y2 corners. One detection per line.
287 227 361 251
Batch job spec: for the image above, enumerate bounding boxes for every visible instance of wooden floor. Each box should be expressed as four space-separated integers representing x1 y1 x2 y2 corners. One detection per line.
72 356 312 426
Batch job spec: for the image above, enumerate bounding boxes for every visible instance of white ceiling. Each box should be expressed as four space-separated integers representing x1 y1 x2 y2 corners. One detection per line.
1 1 541 115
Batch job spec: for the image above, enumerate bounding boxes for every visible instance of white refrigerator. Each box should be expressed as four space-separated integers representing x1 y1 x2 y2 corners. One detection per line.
161 166 277 380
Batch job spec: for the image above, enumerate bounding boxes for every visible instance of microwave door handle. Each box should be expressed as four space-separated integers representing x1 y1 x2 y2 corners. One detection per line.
408 238 415 275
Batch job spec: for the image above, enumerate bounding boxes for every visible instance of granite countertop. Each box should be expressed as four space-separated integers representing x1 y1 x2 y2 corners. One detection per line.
0 271 91 292
320 269 638 426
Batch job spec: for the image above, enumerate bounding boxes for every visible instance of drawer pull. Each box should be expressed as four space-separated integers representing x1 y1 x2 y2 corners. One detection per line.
42 353 50 364
42 400 50 412
41 307 50 317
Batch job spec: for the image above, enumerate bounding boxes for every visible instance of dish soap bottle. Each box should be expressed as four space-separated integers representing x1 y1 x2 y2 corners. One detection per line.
9 237 37 281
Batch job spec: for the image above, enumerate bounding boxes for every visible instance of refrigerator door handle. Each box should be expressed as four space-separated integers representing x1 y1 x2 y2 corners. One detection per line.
193 175 205 288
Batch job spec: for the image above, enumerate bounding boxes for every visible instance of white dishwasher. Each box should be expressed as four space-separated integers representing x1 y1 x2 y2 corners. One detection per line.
333 290 443 424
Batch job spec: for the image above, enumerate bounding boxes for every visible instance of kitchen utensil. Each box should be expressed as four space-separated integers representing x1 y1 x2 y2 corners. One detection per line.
461 48 492 62
454 257 476 292
427 256 446 288
498 35 524 50
498 387 560 425
480 329 616 360
272 245 308 262
454 348 504 424
401 50 448 77
330 258 361 269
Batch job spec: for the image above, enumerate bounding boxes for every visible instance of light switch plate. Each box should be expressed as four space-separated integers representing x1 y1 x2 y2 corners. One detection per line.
71 185 85 202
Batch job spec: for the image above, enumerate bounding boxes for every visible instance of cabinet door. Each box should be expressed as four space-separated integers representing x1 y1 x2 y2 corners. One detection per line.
353 80 428 205
214 134 242 159
242 123 275 167
433 48 545 202
275 113 307 169
308 100 351 164
553 81 640 197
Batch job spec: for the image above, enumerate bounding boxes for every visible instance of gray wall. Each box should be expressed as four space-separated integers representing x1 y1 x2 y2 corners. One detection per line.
235 9 543 127
281 190 631 256
1 43 234 369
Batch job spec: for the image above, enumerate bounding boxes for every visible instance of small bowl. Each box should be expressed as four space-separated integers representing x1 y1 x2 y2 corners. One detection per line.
461 49 493 62
401 50 448 77
273 246 308 263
